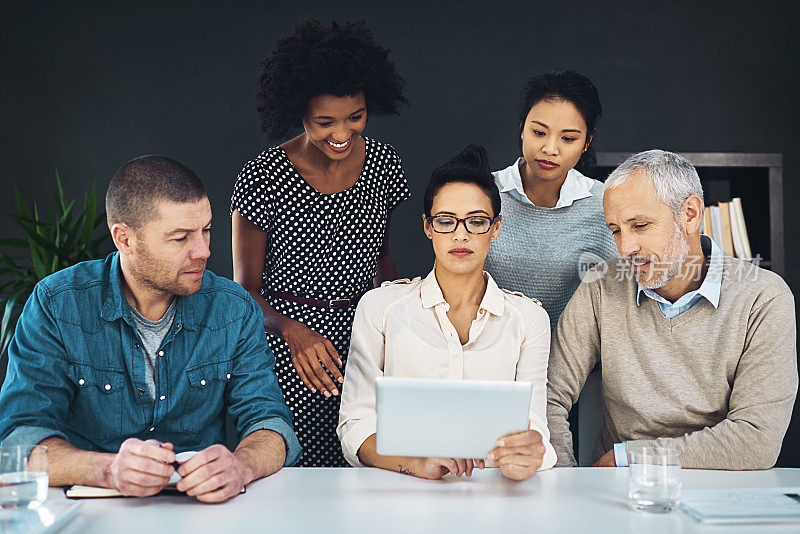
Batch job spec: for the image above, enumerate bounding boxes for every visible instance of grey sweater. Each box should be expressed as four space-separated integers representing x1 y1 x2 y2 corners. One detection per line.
546 254 798 469
485 183 618 330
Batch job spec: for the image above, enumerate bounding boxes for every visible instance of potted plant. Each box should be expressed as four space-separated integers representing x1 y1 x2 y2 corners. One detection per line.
0 174 110 360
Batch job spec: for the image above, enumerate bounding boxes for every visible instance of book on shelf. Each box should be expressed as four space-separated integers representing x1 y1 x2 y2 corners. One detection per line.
718 201 736 257
702 207 713 239
704 197 752 261
731 197 752 259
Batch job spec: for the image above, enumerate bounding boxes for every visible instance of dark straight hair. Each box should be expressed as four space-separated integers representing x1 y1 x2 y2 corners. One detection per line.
517 70 602 175
423 144 501 218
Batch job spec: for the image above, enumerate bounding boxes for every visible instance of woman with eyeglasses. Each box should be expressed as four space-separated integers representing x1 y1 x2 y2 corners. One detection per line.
337 145 556 480
485 71 617 331
231 19 410 467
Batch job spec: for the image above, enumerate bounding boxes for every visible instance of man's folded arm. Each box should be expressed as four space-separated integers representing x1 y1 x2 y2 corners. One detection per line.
627 291 798 470
546 279 602 467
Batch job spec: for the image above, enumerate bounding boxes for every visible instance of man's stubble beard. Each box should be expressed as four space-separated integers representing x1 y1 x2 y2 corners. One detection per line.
637 221 690 290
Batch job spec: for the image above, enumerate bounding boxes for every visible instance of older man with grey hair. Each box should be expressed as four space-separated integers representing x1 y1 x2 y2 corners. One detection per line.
546 149 797 469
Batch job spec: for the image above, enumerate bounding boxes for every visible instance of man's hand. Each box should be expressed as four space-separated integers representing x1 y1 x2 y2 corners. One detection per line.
487 426 545 481
593 449 617 467
401 457 484 480
176 444 252 503
107 439 176 497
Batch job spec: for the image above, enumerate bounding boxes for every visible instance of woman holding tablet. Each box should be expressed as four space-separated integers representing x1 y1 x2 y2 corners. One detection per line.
337 145 556 480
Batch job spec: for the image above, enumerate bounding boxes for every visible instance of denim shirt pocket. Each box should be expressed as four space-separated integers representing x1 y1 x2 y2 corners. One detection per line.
179 359 233 433
66 364 125 440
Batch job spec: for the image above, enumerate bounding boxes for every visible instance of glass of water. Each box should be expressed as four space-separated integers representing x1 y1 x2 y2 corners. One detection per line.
0 445 48 508
628 446 681 513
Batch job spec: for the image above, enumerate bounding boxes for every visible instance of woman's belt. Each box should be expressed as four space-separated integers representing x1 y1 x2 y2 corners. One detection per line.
270 290 368 309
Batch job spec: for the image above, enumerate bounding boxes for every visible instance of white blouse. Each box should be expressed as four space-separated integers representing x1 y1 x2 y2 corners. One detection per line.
337 269 557 470
493 157 598 209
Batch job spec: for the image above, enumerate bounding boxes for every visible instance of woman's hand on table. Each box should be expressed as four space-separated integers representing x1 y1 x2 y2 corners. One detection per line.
402 457 485 480
487 425 545 481
281 319 343 396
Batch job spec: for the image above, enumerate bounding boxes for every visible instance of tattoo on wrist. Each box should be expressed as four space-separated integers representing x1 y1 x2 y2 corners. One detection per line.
398 464 415 476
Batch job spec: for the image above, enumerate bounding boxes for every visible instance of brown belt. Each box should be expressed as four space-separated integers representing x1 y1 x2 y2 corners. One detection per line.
270 290 368 309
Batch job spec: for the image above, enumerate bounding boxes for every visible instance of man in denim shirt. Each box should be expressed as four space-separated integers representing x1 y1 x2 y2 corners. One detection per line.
0 156 301 502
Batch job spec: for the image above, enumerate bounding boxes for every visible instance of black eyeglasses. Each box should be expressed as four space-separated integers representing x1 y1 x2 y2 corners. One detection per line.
425 215 497 234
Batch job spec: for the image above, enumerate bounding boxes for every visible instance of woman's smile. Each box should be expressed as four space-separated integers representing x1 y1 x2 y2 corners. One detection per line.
325 137 353 153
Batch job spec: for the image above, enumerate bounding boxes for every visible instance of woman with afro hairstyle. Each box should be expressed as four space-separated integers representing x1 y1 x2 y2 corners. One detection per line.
231 19 410 467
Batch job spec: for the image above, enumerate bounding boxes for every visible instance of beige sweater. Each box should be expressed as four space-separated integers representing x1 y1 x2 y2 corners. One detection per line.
546 255 797 469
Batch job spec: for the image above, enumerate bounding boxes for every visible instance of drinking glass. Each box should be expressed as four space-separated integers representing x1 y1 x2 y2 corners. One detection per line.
628 446 681 513
0 445 48 508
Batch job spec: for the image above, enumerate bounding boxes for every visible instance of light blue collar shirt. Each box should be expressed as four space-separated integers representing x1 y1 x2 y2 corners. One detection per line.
615 235 723 467
636 235 723 319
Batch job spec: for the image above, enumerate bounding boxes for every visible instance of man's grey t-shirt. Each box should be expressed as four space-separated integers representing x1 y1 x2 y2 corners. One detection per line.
130 300 177 400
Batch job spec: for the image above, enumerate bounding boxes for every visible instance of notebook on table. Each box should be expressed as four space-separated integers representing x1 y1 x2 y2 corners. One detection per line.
680 487 800 524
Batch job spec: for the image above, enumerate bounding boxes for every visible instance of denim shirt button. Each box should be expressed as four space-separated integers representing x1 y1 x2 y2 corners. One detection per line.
200 379 206 386
159 395 165 401
149 427 154 432
104 384 111 391
226 374 231 380
158 350 164 357
138 388 144 395
78 378 85 386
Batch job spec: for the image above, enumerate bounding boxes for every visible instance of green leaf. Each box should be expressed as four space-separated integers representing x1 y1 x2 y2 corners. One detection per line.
55 171 68 214
82 184 98 244
0 237 30 248
0 292 22 356
58 199 76 228
30 247 47 281
12 185 30 220
24 230 60 257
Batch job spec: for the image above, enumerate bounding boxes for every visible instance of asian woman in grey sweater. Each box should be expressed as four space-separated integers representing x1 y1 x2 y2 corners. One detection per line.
485 70 618 330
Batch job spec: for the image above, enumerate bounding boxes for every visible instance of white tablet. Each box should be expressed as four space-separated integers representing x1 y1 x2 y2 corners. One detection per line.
375 376 532 459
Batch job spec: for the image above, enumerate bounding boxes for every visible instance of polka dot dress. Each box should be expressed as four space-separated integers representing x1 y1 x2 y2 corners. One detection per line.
231 137 410 466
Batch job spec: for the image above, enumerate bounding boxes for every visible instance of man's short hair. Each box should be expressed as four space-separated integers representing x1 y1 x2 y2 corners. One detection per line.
106 155 207 229
604 149 704 218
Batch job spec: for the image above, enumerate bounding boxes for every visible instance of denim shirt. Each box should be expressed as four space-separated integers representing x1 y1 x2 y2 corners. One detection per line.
0 253 301 465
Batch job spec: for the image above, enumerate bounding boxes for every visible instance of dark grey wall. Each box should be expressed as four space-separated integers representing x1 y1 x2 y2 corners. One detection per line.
2 1 799 466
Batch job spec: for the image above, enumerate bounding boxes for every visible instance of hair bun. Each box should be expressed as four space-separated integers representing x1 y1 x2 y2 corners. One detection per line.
442 144 491 177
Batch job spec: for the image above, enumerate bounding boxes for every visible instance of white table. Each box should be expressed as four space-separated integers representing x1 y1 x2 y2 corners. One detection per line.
40 467 800 533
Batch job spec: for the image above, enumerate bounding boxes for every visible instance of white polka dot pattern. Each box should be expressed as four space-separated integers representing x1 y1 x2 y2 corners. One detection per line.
230 137 410 466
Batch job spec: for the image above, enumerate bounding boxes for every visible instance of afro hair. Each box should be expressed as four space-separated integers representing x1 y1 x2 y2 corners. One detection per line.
255 19 408 140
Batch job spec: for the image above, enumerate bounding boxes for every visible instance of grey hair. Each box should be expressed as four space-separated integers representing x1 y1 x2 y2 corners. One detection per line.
604 149 703 217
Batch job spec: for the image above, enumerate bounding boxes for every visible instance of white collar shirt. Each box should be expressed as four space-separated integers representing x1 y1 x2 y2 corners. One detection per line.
337 269 556 470
493 157 597 208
